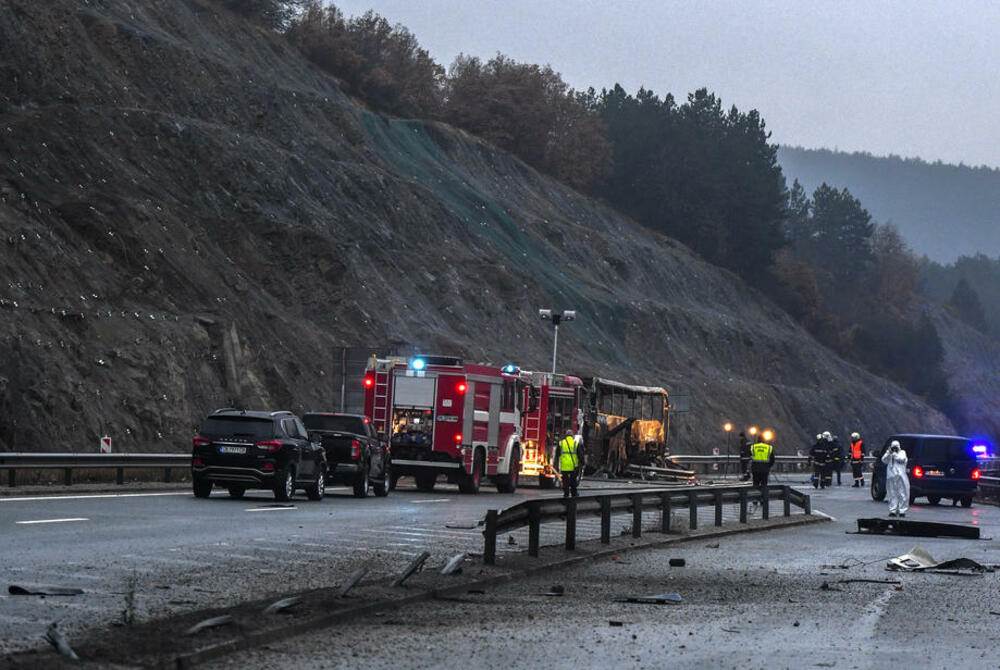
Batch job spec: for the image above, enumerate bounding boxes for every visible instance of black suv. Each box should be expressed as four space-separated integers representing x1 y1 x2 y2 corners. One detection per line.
303 412 391 498
871 434 981 507
191 409 327 501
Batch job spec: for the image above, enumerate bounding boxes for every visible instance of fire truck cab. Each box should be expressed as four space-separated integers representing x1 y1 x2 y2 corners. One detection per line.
516 370 583 489
363 355 522 494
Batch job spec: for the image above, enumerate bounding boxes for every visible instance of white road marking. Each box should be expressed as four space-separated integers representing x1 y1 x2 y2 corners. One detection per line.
15 517 89 525
245 506 298 512
1 492 190 503
409 498 451 504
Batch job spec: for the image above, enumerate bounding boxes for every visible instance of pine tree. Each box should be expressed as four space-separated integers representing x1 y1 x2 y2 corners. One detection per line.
948 277 989 332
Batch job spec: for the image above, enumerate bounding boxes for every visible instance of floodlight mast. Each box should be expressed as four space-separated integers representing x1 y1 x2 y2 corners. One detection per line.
539 309 576 375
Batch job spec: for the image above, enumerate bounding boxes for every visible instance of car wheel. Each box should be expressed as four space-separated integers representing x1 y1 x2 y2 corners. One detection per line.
273 468 295 502
373 463 391 497
415 472 436 492
352 466 370 498
960 496 973 508
459 450 484 494
496 447 520 494
227 485 246 499
193 478 212 499
306 470 325 501
870 476 885 502
927 495 941 505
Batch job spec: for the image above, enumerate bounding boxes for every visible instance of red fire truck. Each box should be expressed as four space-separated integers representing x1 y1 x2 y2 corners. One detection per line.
516 370 584 488
363 355 522 494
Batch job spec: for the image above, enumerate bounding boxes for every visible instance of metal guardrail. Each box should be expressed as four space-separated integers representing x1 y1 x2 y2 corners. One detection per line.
976 475 1000 505
671 454 878 476
480 483 810 565
0 453 190 487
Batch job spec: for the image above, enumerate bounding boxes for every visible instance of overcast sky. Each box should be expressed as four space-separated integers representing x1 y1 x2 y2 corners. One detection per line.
331 0 1000 168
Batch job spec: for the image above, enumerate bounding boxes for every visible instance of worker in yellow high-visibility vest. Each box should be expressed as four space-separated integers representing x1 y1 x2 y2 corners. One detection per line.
750 438 775 491
553 428 584 498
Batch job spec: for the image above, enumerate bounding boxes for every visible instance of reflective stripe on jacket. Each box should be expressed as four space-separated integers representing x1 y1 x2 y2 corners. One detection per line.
750 442 773 462
558 436 579 472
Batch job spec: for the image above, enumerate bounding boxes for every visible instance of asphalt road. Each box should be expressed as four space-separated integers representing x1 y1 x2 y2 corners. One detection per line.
0 476 695 656
206 479 1000 670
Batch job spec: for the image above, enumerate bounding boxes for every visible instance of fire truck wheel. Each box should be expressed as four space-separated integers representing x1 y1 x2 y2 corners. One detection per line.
415 472 437 492
496 447 520 494
459 450 484 494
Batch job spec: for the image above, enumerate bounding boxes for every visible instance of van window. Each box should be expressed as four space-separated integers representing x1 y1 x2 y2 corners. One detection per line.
917 437 972 462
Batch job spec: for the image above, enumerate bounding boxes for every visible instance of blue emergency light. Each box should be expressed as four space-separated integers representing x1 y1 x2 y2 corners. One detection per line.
502 363 519 374
409 357 427 371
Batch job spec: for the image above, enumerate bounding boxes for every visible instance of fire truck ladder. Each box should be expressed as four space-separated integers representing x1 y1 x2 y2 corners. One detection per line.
372 371 390 434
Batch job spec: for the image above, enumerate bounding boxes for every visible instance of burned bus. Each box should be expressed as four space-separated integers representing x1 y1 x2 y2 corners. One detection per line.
581 377 670 476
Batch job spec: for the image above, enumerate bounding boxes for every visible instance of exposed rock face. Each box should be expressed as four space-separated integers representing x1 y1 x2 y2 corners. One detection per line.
0 0 952 453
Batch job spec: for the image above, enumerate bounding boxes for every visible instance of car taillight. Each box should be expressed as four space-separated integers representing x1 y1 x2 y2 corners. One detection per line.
192 435 211 448
456 381 467 394
363 375 375 389
351 439 361 461
256 439 283 453
262 462 275 472
913 465 924 478
192 457 204 467
972 468 981 480
454 433 463 444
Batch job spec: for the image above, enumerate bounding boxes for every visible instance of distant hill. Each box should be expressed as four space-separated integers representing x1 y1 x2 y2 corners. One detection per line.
778 146 1000 262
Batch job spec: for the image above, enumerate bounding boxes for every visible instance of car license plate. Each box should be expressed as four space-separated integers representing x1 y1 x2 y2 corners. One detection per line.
218 446 246 455
925 469 943 477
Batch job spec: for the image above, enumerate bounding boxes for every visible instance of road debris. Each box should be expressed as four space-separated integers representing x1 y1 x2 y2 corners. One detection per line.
393 551 430 587
835 578 902 585
9 585 84 596
183 615 233 636
819 582 842 592
616 592 683 605
441 553 466 576
707 543 720 549
886 546 992 575
263 595 301 615
608 620 624 627
855 518 980 539
669 558 686 567
45 622 79 661
542 585 565 597
338 566 369 597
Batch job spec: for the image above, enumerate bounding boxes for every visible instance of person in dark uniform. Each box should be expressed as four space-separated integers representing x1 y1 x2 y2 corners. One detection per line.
809 434 829 489
738 432 751 481
829 433 844 486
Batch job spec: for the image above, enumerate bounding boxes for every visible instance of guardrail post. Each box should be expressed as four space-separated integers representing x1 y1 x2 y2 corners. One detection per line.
660 493 671 533
164 467 172 483
739 489 748 523
714 491 723 527
762 488 770 520
528 502 540 558
483 509 498 565
803 492 812 515
631 494 642 538
565 498 577 551
688 491 698 530
63 468 72 487
116 467 124 485
600 497 611 544
7 469 15 488
783 486 791 517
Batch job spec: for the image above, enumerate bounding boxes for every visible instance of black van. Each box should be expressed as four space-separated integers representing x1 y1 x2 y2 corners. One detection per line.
871 434 981 507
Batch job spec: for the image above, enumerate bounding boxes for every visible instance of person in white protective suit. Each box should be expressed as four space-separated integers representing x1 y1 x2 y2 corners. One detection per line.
881 440 910 517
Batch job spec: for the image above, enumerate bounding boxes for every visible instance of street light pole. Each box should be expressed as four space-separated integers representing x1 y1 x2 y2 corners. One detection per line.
539 309 576 375
723 422 733 477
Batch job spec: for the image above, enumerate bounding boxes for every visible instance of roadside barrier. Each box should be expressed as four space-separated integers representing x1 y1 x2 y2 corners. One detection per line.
481 483 811 565
0 453 189 487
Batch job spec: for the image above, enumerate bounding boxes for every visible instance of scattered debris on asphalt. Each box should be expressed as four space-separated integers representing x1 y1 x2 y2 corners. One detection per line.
819 582 843 592
886 546 992 575
441 553 466 576
393 551 431 587
338 566 369 597
608 620 624 627
707 543 721 549
466 589 486 595
184 615 233 636
855 518 980 539
543 585 565 597
616 592 683 605
45 622 79 661
446 523 478 530
263 595 301 615
836 578 901 585
9 584 84 596
669 558 686 567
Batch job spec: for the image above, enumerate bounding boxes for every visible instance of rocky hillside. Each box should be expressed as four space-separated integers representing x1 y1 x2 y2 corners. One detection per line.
932 312 1000 440
0 0 953 454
